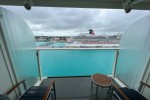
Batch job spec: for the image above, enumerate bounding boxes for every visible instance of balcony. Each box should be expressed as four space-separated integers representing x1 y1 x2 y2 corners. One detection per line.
0 7 150 100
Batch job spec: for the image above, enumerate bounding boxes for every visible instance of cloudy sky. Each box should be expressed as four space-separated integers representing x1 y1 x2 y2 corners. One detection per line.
2 6 150 36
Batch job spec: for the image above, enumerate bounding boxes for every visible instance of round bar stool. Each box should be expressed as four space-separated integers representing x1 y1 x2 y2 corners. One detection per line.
91 74 112 99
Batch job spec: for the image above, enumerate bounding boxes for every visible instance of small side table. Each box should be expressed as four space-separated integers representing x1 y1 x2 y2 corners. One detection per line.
91 74 112 99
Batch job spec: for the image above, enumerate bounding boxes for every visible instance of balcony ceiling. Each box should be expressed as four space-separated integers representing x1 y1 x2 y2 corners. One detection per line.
0 0 150 10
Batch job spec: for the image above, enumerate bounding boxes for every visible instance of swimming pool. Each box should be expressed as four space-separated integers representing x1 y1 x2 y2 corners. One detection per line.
36 42 49 46
36 42 66 47
50 42 66 47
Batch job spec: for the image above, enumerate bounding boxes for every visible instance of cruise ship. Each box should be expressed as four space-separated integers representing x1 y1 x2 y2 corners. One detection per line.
65 41 119 48
65 34 121 48
0 0 150 100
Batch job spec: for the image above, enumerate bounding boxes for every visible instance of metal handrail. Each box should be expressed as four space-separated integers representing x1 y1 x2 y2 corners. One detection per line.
111 81 150 100
139 81 150 92
140 81 150 88
36 47 119 50
5 79 26 95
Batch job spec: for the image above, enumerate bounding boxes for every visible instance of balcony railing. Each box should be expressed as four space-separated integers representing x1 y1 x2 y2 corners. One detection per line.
36 48 119 78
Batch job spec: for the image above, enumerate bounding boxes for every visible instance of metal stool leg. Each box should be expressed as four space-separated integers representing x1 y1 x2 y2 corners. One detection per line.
106 86 111 100
109 86 113 100
96 85 98 99
91 81 94 89
53 83 56 100
91 81 94 95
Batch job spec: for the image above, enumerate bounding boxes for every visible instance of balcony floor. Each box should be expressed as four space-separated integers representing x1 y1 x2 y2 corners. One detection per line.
40 77 115 100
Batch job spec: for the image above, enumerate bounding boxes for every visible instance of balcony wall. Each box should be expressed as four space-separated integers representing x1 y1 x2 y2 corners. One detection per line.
0 7 38 88
116 15 150 89
39 49 116 77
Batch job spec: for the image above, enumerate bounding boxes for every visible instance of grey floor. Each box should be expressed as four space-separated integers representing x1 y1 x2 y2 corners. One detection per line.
40 77 116 100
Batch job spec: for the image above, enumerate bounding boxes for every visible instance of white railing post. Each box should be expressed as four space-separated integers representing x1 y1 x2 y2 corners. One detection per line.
36 50 42 80
112 50 119 78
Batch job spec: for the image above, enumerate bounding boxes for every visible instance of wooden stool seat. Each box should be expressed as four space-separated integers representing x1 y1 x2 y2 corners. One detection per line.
92 74 112 87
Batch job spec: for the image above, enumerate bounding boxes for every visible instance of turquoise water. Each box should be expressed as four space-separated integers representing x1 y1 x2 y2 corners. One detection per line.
39 50 116 77
36 42 48 46
50 43 66 47
36 42 65 47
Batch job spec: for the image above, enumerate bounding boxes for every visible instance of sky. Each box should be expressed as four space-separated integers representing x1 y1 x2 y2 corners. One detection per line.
2 6 150 36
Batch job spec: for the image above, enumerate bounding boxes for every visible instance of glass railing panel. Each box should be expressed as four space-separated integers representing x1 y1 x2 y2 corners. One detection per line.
116 16 150 89
0 7 39 88
39 49 116 77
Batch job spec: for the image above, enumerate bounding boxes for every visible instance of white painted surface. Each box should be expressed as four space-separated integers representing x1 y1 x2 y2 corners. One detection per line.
36 47 119 50
34 77 47 86
114 77 126 88
0 46 11 93
0 44 16 99
141 56 150 99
